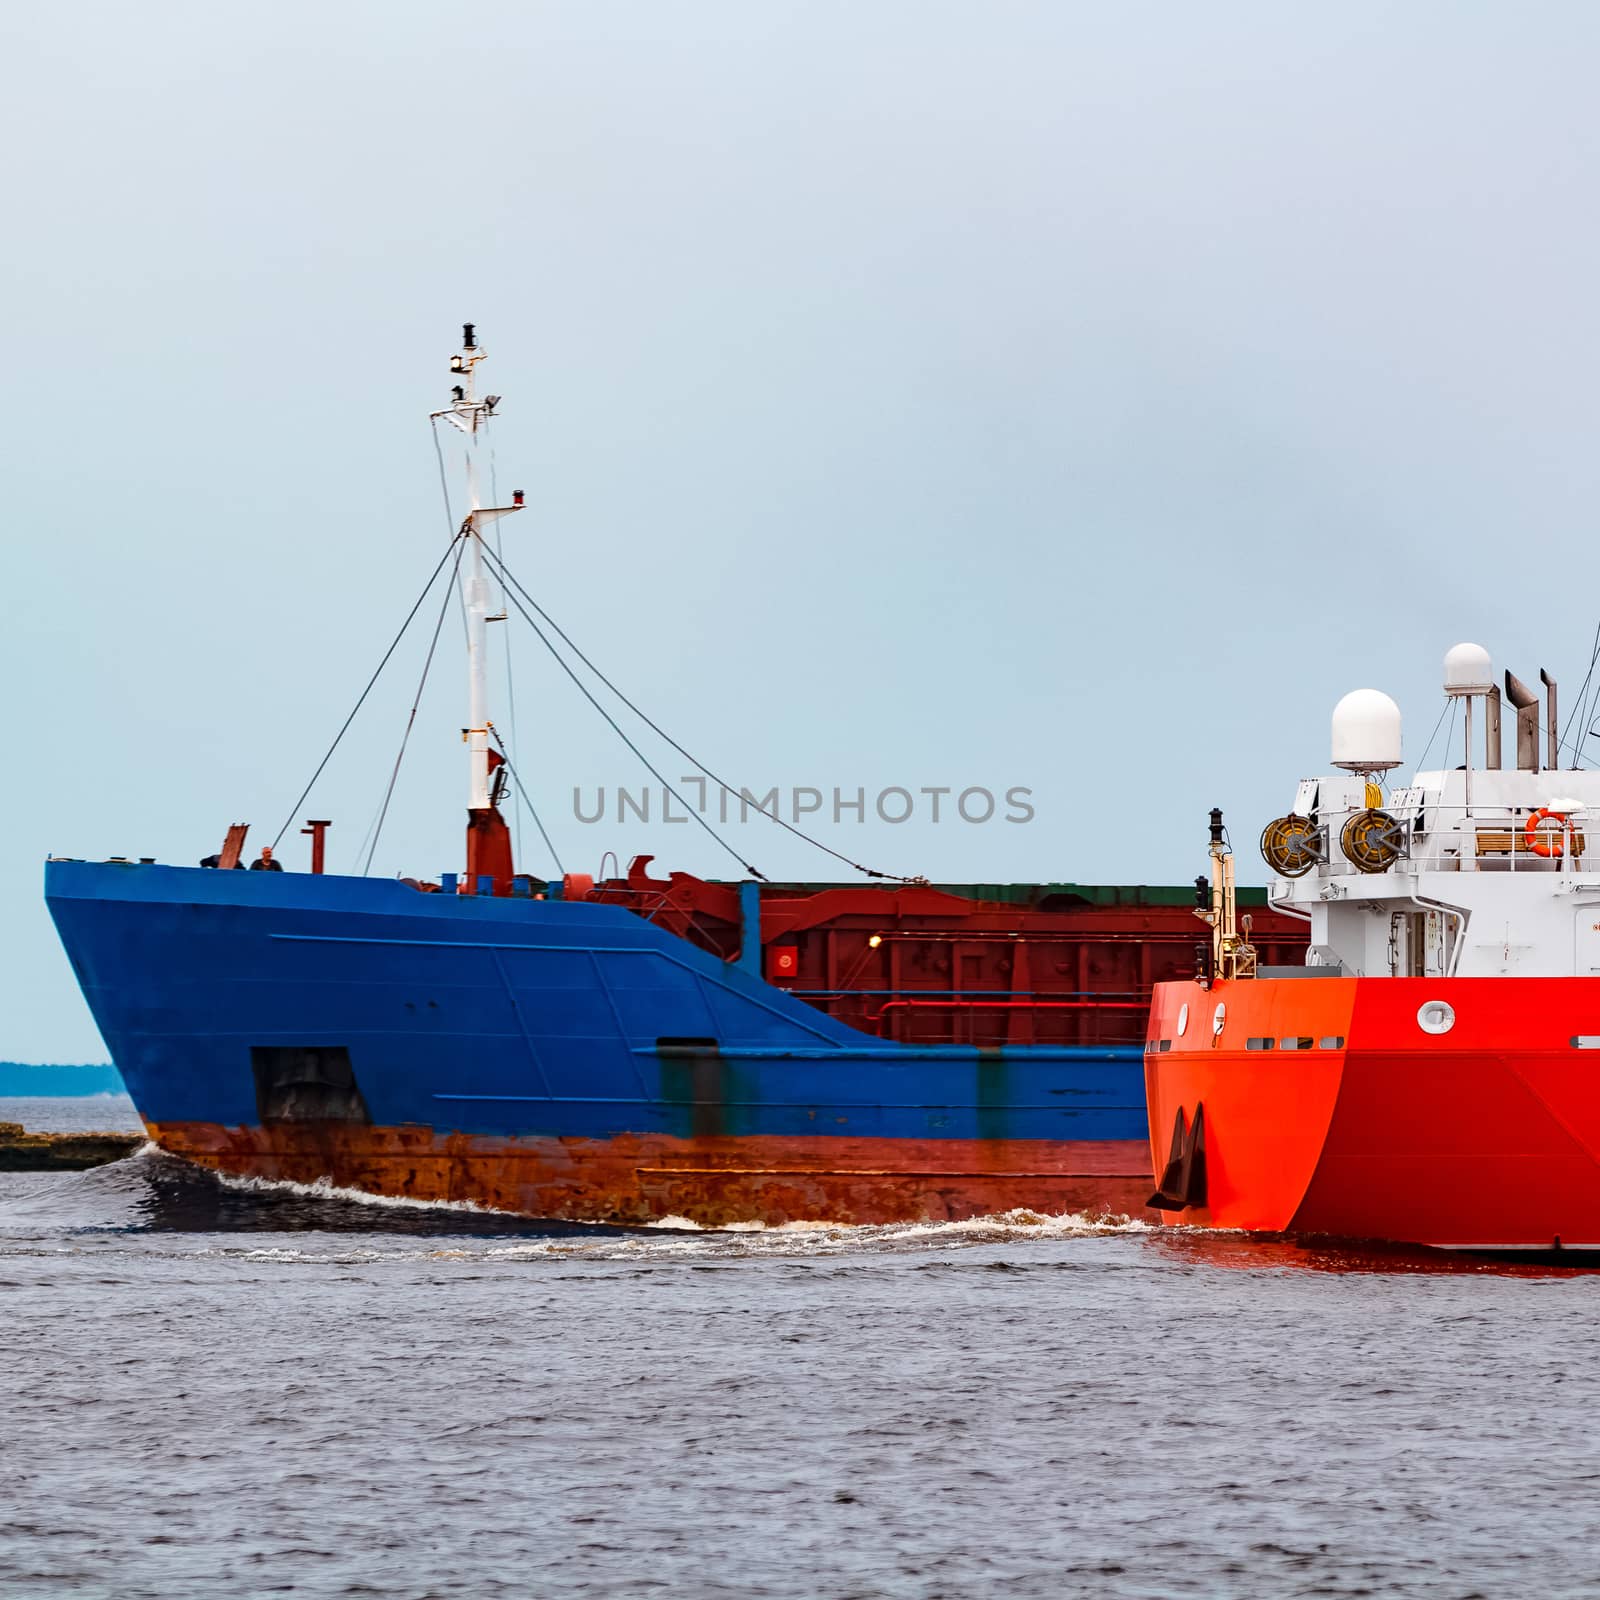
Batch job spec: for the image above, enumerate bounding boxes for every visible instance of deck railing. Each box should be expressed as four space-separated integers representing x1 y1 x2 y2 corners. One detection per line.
1333 801 1594 875
792 988 1154 1048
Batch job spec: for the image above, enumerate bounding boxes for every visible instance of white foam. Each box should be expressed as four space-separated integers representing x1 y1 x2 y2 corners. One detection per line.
879 1207 1150 1242
110 1153 1156 1264
10 1204 1161 1269
212 1168 507 1217
475 1207 1153 1264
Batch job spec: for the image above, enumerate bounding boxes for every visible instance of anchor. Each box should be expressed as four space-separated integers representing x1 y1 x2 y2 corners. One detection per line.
1149 1102 1207 1211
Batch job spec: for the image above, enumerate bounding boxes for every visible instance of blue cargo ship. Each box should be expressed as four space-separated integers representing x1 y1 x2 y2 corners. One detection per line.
45 329 1305 1224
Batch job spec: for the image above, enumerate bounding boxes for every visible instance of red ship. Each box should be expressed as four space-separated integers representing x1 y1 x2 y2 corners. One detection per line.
1146 643 1600 1254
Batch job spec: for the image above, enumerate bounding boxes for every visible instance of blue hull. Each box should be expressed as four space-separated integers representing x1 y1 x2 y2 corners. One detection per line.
44 860 1153 1223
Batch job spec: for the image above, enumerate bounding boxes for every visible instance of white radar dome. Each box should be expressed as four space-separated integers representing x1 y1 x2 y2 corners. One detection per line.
1443 642 1493 695
1331 688 1403 773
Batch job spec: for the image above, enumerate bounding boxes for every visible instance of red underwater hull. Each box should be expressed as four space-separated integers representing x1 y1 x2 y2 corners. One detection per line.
148 1122 1158 1228
1146 976 1600 1250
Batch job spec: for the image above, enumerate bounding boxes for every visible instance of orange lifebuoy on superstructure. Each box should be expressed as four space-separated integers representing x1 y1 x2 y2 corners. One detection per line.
1525 807 1571 858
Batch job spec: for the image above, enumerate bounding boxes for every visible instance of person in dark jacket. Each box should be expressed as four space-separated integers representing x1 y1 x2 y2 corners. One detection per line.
249 846 283 872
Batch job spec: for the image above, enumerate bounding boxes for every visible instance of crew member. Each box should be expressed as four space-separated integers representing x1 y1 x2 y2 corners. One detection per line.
250 846 284 872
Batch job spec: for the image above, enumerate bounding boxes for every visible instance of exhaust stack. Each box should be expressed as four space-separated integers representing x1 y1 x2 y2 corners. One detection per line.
1541 669 1559 770
1505 672 1541 773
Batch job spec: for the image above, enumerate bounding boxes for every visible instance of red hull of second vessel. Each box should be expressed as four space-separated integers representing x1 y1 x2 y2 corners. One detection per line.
1145 976 1600 1250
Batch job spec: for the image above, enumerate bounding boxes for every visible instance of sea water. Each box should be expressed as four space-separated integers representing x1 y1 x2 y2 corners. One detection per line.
4 1097 1599 1598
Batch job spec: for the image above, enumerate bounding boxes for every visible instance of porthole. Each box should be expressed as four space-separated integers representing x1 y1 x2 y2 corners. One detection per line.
1212 1002 1226 1037
1177 1002 1189 1038
1417 1000 1456 1035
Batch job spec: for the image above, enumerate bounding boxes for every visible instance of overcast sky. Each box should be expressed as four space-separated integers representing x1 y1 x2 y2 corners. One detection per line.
6 2 1600 1059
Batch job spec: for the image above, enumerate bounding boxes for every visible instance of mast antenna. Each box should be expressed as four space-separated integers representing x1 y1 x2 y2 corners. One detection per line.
429 324 525 891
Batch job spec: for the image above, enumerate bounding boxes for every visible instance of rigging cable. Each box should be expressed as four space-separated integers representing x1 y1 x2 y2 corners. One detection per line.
438 416 532 858
1412 697 1453 776
486 722 565 877
476 540 921 884
486 425 524 864
349 792 385 877
433 418 473 655
1586 635 1600 764
271 532 463 850
429 419 457 539
1562 620 1600 767
362 534 470 875
1559 622 1597 752
476 544 766 880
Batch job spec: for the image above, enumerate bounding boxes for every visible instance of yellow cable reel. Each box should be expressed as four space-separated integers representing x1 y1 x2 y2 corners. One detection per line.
1260 814 1321 877
1340 808 1403 873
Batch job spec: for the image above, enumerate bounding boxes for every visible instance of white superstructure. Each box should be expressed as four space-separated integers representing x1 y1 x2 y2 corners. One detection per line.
1262 646 1600 981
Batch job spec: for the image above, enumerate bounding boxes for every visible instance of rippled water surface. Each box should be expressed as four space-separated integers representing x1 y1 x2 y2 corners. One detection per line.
1 1092 143 1133
5 1101 1600 1598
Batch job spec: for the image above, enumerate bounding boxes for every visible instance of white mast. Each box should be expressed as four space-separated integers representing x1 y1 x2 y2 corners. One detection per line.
431 324 523 814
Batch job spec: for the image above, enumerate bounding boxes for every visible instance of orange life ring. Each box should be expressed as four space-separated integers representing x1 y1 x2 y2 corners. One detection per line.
1525 807 1571 858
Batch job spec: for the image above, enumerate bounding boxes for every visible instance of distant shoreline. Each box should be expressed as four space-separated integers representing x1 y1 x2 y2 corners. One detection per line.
0 1064 125 1097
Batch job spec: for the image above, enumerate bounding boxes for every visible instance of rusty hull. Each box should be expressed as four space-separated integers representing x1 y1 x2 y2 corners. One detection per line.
146 1122 1159 1228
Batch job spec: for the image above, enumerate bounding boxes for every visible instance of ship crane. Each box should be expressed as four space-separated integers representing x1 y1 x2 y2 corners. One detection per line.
430 322 525 893
1194 807 1256 985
